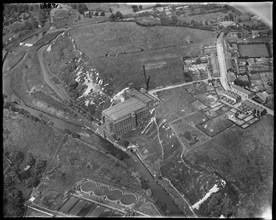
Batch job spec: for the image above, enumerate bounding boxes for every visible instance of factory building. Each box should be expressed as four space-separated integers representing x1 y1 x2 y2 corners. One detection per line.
102 89 157 140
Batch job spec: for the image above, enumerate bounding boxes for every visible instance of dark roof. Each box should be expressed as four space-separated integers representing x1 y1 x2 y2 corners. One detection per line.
243 100 265 112
125 89 154 104
223 90 240 99
231 84 253 95
102 98 147 121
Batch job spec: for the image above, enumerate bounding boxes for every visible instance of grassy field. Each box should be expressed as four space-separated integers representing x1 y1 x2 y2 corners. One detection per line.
238 43 270 58
3 109 64 161
183 111 208 126
186 115 273 217
171 118 209 149
70 22 216 59
10 49 61 104
156 86 197 123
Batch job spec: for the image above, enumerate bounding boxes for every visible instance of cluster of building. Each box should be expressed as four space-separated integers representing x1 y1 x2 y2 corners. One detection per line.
102 88 157 140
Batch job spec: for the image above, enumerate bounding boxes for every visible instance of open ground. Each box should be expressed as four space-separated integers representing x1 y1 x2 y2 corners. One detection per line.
185 115 273 217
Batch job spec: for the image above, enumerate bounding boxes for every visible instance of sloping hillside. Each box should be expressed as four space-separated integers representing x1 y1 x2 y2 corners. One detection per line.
43 31 111 119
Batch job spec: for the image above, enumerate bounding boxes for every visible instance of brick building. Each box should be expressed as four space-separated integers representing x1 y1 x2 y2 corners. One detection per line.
222 90 241 103
231 84 254 99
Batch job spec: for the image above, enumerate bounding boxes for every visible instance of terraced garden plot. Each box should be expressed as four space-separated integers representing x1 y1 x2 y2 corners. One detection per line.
68 200 87 215
196 113 234 137
120 194 137 206
171 118 209 149
77 203 96 217
202 107 219 120
59 197 79 213
88 206 104 217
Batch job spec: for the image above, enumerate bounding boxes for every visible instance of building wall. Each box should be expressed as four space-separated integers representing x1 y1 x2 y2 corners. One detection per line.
103 105 148 139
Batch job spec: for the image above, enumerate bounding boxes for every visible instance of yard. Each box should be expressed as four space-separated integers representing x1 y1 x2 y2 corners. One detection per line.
156 86 196 123
186 115 274 217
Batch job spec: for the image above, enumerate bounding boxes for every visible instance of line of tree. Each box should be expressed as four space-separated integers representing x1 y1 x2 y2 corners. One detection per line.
110 11 124 21
234 78 251 87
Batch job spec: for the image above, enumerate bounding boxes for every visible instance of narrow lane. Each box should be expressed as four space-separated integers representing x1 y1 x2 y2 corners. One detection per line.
37 44 71 102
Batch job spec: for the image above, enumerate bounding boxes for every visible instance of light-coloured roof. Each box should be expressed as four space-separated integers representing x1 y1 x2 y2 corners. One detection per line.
243 100 265 112
102 97 147 121
223 90 240 99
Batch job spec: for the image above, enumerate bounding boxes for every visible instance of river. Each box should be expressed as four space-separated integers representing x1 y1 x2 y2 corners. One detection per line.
3 70 184 217
2 25 188 216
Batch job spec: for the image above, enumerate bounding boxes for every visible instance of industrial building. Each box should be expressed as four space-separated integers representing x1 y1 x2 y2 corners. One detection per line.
102 89 157 140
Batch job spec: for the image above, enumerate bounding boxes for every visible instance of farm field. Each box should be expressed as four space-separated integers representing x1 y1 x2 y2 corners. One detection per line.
89 47 186 92
156 86 196 123
238 43 270 58
185 115 274 218
34 137 141 210
70 22 216 58
171 118 209 149
183 111 208 126
194 91 219 108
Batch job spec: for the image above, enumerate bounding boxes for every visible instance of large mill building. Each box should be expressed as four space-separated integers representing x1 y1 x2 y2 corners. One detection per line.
102 88 157 140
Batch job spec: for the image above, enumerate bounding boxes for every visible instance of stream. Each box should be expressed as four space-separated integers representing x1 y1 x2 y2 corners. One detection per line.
3 62 184 216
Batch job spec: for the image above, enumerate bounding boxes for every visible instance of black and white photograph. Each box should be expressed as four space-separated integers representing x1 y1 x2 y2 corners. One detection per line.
3 2 273 218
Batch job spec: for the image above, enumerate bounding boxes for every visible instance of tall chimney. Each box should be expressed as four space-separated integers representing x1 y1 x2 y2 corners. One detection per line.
143 64 147 87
